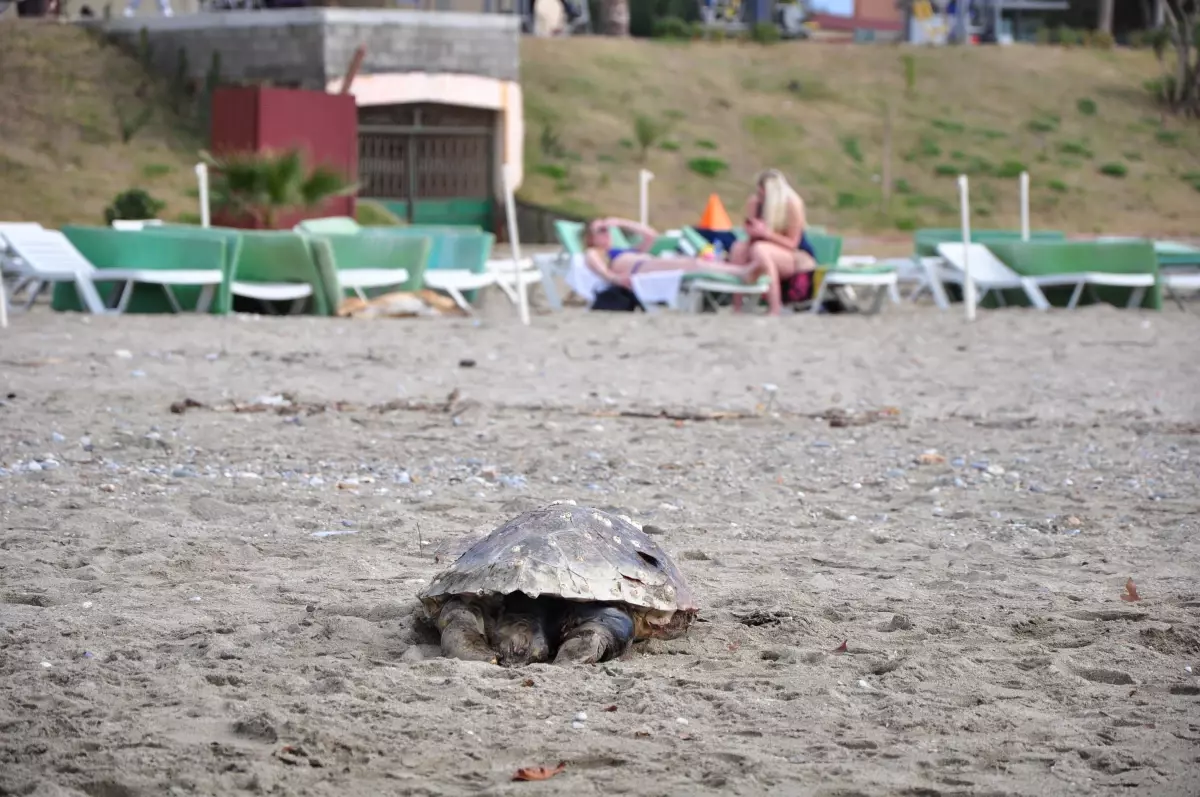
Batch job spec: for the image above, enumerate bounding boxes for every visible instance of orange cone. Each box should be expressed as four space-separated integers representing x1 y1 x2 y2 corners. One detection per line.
698 193 733 231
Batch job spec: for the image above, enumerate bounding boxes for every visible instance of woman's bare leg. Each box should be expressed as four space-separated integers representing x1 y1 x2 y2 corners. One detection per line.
747 241 806 316
726 241 754 311
728 239 751 266
613 256 747 280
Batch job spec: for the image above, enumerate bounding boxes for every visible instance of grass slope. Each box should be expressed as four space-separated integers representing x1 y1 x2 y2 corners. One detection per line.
520 38 1200 235
0 21 203 228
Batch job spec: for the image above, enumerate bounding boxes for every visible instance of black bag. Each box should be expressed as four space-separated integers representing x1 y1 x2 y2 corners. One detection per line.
590 286 643 312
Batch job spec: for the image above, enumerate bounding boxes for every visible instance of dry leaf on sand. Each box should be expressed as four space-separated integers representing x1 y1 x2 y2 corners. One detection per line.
512 761 566 782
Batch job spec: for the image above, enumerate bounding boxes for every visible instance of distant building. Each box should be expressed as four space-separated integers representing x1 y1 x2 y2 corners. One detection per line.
808 0 906 35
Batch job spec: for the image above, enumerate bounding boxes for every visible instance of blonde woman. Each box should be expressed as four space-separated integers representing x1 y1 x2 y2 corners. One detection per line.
728 169 818 315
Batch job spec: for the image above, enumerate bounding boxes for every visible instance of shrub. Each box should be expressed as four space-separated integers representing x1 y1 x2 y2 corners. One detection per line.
534 163 569 180
916 136 942 158
934 163 958 177
539 123 565 158
652 16 690 40
966 156 994 175
1099 162 1127 178
1090 30 1114 49
1047 179 1068 193
687 156 728 178
355 199 404 227
931 118 965 133
1058 140 1093 158
104 188 165 224
840 135 864 164
140 163 172 179
901 53 916 95
1058 27 1083 47
633 114 665 161
1027 116 1059 133
695 138 718 150
996 160 1027 179
1155 129 1181 145
835 191 872 209
1145 76 1176 104
749 22 781 44
1076 97 1097 116
114 98 153 144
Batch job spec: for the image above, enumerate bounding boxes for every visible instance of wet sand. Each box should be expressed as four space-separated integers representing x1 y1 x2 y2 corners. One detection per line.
1 298 1198 796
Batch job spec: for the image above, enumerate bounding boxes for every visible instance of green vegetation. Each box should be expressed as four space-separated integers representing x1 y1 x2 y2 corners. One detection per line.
687 156 727 178
200 148 357 229
104 188 165 225
521 38 1200 234
355 199 405 227
0 24 206 226
3 26 1198 236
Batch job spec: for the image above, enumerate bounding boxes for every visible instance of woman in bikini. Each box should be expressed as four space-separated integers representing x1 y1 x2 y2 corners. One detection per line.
583 216 745 288
727 169 817 316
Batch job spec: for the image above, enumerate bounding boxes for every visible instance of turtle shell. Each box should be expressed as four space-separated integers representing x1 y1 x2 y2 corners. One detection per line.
418 505 698 620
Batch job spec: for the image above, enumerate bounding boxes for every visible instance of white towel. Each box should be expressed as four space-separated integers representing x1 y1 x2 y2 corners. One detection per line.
565 254 683 309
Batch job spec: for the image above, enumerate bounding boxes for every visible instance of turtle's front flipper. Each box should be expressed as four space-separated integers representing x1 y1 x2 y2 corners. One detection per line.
553 604 634 665
436 598 497 664
493 593 552 667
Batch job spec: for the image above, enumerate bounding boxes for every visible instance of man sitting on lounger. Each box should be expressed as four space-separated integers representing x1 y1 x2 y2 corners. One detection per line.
583 216 745 288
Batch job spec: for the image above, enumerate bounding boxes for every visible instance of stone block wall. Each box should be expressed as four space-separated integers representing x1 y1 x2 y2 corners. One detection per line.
89 8 520 89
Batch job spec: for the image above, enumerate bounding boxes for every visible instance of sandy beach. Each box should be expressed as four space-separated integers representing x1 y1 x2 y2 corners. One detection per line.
1 297 1198 797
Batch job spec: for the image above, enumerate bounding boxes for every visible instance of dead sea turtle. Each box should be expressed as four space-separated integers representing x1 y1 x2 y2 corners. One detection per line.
416 504 698 666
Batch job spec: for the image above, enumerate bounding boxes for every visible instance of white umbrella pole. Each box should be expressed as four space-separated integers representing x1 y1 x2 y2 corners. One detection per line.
0 274 8 330
1019 171 1030 242
195 163 211 228
958 174 976 322
638 169 654 227
502 164 530 326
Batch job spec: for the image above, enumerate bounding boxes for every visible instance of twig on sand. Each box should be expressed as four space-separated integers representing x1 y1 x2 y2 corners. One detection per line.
164 391 907 428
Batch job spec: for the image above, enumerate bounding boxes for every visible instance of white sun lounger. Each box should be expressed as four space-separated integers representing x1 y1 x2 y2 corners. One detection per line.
110 219 164 231
1 227 223 315
487 257 545 306
333 268 410 302
809 257 901 314
1 222 48 309
422 269 501 314
1163 271 1200 310
935 243 1153 311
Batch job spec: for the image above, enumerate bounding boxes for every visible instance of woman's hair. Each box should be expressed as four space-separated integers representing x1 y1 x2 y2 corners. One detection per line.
583 219 606 248
756 169 800 235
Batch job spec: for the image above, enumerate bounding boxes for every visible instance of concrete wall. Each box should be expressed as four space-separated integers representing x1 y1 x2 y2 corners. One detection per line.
323 10 519 84
89 8 520 87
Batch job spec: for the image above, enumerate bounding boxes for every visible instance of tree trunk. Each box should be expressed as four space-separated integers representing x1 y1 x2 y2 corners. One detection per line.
1097 0 1115 33
602 0 630 36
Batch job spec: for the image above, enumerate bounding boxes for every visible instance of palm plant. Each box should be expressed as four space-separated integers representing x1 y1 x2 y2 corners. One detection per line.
199 147 358 229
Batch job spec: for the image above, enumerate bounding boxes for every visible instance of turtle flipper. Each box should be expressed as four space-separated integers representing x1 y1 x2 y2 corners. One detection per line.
553 605 634 665
493 594 552 667
436 598 497 664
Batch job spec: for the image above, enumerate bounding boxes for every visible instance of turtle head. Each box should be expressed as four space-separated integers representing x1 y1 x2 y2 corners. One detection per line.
633 607 697 641
493 593 552 667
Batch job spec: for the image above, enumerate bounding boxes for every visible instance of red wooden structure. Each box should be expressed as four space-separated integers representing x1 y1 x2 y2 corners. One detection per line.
209 87 359 229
